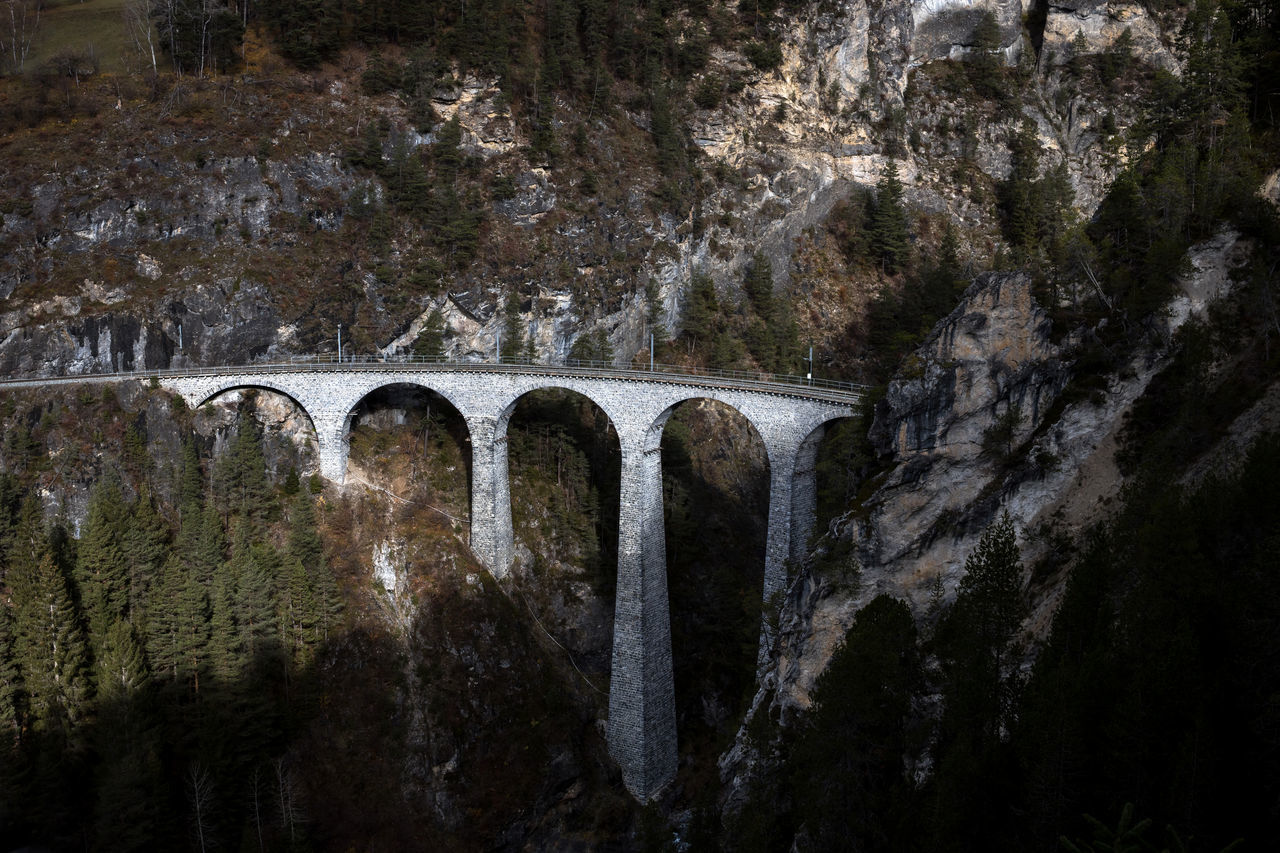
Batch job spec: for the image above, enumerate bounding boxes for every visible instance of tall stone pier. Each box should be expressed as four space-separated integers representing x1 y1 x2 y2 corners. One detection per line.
608 426 678 797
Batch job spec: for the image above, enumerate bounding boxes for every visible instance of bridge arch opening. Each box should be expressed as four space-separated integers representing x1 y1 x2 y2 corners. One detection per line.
195 385 321 478
811 414 870 541
343 383 473 532
503 387 622 679
657 397 769 774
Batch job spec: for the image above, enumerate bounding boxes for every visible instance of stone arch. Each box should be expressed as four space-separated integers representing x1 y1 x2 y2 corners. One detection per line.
646 391 764 451
304 377 475 486
337 379 472 431
190 382 318 429
483 384 624 578
193 383 323 470
339 380 473 466
650 395 772 749
790 414 857 562
502 386 624 666
342 381 473 494
493 382 627 443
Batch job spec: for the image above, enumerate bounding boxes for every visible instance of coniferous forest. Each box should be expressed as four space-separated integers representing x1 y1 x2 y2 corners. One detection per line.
0 399 344 849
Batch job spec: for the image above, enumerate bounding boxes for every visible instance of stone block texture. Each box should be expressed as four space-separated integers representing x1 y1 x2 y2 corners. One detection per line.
161 366 857 800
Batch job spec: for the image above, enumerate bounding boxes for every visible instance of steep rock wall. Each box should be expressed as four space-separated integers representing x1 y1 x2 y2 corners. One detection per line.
745 229 1245 738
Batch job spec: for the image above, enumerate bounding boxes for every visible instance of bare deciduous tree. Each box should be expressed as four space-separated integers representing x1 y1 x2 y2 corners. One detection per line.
273 757 306 846
187 761 216 853
123 0 158 74
1 0 41 74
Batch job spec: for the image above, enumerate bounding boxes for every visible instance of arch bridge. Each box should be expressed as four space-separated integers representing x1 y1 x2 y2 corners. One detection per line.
3 358 864 800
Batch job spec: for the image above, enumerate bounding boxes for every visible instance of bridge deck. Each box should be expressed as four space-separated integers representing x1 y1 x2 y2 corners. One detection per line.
0 357 867 406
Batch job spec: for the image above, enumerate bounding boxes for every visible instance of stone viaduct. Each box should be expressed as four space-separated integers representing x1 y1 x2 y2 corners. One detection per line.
4 362 861 800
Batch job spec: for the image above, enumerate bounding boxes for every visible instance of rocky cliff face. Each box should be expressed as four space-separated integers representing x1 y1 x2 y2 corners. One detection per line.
0 1 1180 378
743 225 1245 741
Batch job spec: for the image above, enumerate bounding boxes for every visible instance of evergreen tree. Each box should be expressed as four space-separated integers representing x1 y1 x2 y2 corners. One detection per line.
769 300 802 374
3 423 40 474
12 551 91 740
569 328 615 363
949 511 1024 696
792 594 922 850
413 307 447 359
124 487 170 623
922 511 1026 848
967 10 1005 99
92 619 160 852
682 271 718 345
502 290 526 361
214 408 274 532
743 250 774 316
282 467 301 497
148 495 206 686
176 567 211 696
177 437 204 525
283 493 328 660
279 556 317 666
230 524 278 660
870 160 911 273
0 596 23 837
76 476 131 646
286 492 324 570
0 601 21 748
208 557 242 685
195 503 226 586
146 555 184 684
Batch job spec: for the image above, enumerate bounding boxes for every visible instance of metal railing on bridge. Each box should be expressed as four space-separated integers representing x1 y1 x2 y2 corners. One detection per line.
1 353 871 400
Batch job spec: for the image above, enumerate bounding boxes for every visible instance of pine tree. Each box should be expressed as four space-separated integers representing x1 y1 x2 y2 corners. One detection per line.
769 300 802 374
214 407 274 531
279 556 317 665
281 495 321 661
287 492 324 570
76 476 131 646
208 560 242 684
177 438 204 523
194 503 226 586
231 524 278 660
413 307 447 359
148 495 205 685
870 160 911 273
0 596 24 838
176 563 212 696
968 10 1005 99
433 115 464 187
503 290 526 361
284 491 341 649
792 594 921 849
743 251 774 316
291 489 340 640
0 600 22 748
93 617 160 849
96 619 149 707
952 511 1024 669
12 551 91 740
924 512 1026 848
146 556 184 684
682 271 718 345
311 555 342 648
124 487 170 623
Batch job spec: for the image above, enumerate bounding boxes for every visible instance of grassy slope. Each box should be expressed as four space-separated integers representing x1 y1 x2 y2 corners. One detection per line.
26 0 133 75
